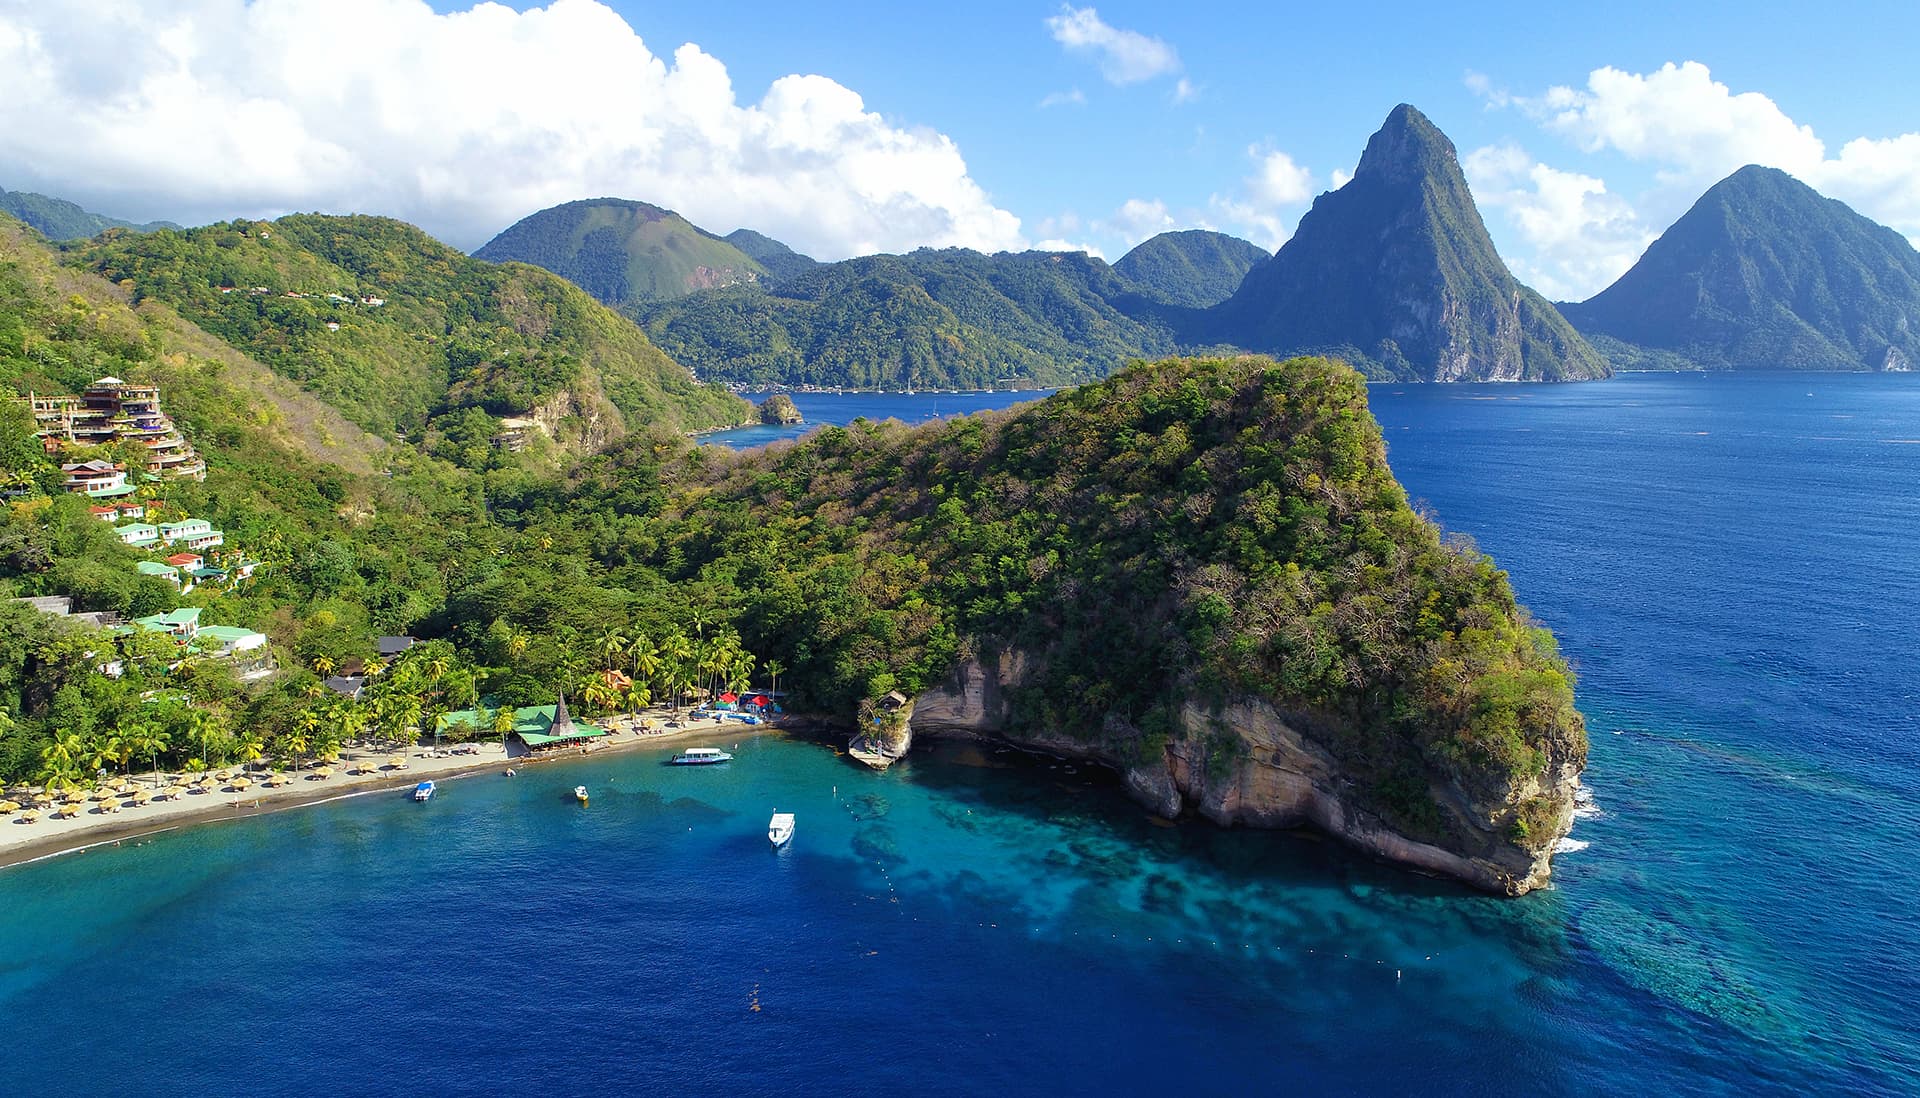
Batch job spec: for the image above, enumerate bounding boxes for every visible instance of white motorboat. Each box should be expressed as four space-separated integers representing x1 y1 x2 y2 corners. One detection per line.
670 747 733 766
768 811 795 847
412 780 434 802
574 785 590 805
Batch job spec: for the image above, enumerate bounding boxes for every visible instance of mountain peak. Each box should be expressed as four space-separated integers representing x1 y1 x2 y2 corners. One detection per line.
476 197 764 305
1564 165 1920 372
1354 103 1457 185
1204 106 1603 382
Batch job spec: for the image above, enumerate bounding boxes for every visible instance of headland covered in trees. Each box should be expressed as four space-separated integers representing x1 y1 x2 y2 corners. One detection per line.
0 104 1616 891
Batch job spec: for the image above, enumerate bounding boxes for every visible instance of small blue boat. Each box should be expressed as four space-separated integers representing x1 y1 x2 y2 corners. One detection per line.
412 780 435 802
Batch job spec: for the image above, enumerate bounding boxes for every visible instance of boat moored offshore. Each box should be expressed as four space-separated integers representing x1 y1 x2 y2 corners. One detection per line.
670 747 734 766
412 780 435 802
574 785 589 805
768 812 795 847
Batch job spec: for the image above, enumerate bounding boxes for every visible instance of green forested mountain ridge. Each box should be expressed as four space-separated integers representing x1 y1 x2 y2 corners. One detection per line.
79 214 750 449
475 198 767 305
723 228 818 284
555 354 1583 891
1562 165 1920 372
1203 105 1608 382
0 186 180 241
635 247 1181 389
1113 229 1269 308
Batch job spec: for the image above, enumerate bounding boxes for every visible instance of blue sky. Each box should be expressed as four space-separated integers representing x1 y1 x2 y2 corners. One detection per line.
3 1 1917 299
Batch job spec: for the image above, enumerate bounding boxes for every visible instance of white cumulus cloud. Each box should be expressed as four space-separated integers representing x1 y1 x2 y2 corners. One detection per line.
1101 197 1176 245
1488 61 1920 249
1045 6 1181 87
1463 142 1654 300
1208 146 1317 249
0 0 1027 258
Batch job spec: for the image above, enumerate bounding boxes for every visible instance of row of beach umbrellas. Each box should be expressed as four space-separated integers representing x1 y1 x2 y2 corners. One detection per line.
0 761 364 822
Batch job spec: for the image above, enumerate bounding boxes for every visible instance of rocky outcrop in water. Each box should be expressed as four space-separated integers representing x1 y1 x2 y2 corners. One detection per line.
757 393 803 425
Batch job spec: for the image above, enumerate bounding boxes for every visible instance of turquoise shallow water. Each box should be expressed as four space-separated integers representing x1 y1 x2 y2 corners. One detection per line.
4 372 1918 1095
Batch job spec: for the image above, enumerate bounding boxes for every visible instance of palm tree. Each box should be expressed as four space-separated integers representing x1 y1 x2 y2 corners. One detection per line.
577 676 607 717
764 658 785 702
294 707 323 772
39 730 87 794
238 733 266 775
83 731 125 784
628 632 655 681
595 629 630 673
389 693 424 755
668 670 696 720
504 626 530 664
491 705 519 755
124 721 172 789
312 654 336 677
285 730 311 775
623 682 651 726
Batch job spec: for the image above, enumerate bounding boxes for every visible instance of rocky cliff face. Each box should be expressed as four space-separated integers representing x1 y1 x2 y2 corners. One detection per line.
1204 105 1607 383
901 651 1577 895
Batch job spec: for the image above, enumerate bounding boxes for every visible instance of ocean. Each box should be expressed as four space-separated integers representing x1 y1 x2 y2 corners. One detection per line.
3 372 1916 1095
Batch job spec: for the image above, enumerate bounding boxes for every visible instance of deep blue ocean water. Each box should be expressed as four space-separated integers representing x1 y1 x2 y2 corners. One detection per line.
4 373 1918 1095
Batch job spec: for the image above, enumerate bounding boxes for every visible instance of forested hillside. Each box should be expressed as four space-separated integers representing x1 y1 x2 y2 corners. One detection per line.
1113 229 1268 308
81 215 749 446
475 199 767 305
637 248 1180 389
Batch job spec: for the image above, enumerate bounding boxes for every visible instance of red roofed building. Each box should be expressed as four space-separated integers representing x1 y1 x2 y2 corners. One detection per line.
165 552 203 570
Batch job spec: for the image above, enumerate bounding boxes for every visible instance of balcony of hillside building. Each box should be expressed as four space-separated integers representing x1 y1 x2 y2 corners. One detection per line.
60 460 134 497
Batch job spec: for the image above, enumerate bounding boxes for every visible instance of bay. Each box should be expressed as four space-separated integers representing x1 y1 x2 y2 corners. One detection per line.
3 372 1916 1096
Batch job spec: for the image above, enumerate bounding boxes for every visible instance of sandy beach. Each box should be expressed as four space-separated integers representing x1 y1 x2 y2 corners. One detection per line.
0 708 770 870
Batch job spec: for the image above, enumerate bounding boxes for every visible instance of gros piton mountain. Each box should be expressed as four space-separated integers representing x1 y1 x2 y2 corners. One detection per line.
1562 165 1920 372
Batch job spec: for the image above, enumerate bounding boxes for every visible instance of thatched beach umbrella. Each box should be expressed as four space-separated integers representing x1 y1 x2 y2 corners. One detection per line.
387 755 405 770
20 808 39 823
231 776 252 790
314 765 333 780
91 788 115 802
0 800 19 814
165 784 187 800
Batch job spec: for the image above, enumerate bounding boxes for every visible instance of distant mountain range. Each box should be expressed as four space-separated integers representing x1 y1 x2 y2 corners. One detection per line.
476 107 1622 386
1562 165 1920 372
0 186 179 240
21 99 1920 391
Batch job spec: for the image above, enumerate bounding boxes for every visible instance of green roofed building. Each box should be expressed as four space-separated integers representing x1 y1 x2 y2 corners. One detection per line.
132 606 201 643
135 559 181 586
438 693 605 752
